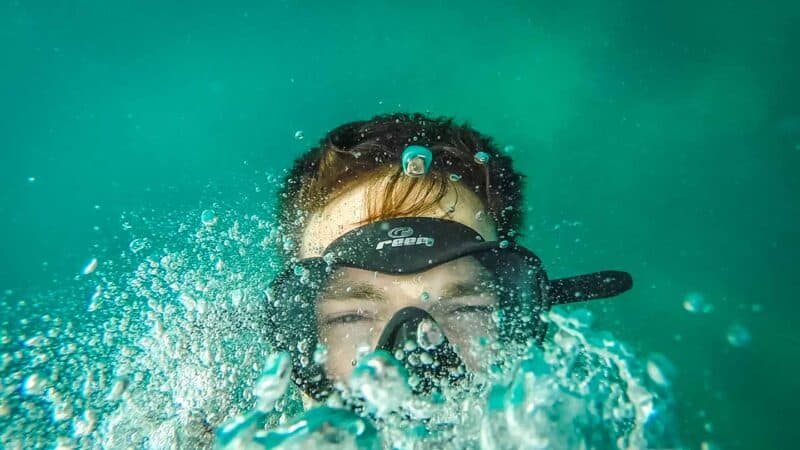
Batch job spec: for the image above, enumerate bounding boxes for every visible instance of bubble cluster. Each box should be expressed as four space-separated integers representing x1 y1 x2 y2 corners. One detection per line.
1 205 283 449
1 197 686 450
218 308 683 449
349 351 410 416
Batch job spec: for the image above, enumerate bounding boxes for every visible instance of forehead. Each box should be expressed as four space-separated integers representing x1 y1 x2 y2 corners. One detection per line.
299 180 497 258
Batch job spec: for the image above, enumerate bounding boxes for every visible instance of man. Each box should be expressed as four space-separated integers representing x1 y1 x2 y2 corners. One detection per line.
267 113 632 404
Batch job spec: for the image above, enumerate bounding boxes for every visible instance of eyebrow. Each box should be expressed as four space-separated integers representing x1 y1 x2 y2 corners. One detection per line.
319 270 497 303
439 280 493 300
319 281 386 302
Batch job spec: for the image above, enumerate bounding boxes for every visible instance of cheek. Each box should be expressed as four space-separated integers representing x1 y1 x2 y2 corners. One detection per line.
438 313 498 370
317 321 383 381
319 322 377 350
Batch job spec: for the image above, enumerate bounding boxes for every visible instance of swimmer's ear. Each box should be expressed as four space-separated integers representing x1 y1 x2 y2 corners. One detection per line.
548 271 633 305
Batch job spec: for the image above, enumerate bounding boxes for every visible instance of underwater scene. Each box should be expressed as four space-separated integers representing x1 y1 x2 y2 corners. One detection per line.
1 1 798 449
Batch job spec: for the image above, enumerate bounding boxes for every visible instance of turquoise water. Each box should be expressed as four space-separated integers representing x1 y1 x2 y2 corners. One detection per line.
2 1 799 448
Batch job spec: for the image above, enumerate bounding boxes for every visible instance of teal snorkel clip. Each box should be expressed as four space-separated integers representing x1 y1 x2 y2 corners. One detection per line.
402 145 433 177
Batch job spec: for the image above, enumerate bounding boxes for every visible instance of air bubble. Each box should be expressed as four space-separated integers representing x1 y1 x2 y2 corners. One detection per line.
417 319 444 350
24 335 46 347
683 292 712 314
22 373 48 395
72 410 98 438
253 353 292 412
726 323 751 347
449 173 462 181
294 130 304 140
313 344 328 364
419 352 434 365
420 291 430 301
473 151 490 164
106 377 129 401
323 253 335 265
53 401 74 422
128 238 150 253
646 353 676 386
201 209 218 226
349 351 410 415
230 289 243 307
179 293 196 311
81 258 98 275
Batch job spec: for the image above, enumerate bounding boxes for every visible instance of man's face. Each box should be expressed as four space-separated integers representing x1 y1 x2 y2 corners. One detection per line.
317 256 499 380
300 179 498 382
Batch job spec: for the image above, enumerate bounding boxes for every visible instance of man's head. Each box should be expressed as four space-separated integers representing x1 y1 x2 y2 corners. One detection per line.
275 113 524 382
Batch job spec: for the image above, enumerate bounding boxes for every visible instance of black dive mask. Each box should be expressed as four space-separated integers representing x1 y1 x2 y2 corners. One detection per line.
267 217 632 401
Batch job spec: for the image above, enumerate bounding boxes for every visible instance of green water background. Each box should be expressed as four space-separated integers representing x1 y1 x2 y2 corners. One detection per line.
1 1 798 448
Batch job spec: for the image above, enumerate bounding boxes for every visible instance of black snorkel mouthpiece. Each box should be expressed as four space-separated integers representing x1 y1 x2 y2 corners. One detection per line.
376 307 467 395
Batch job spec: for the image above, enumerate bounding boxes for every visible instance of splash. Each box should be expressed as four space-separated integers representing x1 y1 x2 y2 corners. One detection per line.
0 206 682 449
0 206 286 449
217 309 682 450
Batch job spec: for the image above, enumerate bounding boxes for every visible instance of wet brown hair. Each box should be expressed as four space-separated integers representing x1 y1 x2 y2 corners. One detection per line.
277 113 525 253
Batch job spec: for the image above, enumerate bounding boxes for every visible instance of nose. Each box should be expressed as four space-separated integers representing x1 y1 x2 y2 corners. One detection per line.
375 306 467 395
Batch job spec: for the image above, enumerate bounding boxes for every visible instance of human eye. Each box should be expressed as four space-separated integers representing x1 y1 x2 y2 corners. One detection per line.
448 304 496 317
322 312 372 326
